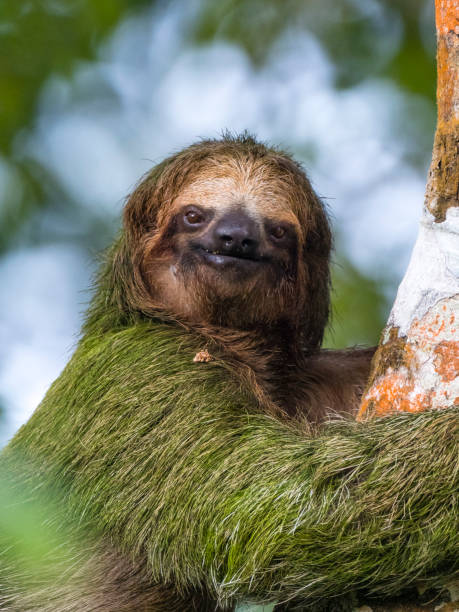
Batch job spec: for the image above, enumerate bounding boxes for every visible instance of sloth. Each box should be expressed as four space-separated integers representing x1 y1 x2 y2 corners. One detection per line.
118 134 375 424
0 134 387 612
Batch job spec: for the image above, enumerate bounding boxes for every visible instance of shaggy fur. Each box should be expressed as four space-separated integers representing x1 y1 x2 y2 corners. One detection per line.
1 134 457 610
1 320 457 610
100 134 331 345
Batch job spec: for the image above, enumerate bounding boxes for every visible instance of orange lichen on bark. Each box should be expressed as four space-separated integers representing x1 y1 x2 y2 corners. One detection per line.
435 0 459 122
434 341 459 382
425 0 459 221
436 0 459 36
409 302 454 342
359 370 433 418
358 297 458 420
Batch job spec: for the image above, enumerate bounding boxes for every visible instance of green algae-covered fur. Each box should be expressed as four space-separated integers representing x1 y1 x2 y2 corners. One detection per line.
2 318 457 610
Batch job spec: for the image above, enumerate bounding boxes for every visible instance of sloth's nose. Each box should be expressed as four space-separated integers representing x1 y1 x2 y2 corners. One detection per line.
213 211 260 258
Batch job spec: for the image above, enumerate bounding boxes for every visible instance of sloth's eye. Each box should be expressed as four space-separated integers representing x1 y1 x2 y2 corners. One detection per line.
184 209 204 225
271 226 286 240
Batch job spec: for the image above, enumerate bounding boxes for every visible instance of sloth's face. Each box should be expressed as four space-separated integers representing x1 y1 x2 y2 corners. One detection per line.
145 167 307 328
173 176 299 279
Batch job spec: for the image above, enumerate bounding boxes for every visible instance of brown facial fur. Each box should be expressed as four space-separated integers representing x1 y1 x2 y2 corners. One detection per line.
119 135 331 350
145 179 301 330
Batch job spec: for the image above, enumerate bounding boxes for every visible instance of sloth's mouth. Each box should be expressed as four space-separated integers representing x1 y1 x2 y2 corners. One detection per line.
196 246 261 267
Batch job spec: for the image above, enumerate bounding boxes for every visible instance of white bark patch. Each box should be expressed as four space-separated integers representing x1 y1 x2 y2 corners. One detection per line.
386 206 459 338
362 207 459 415
408 297 459 408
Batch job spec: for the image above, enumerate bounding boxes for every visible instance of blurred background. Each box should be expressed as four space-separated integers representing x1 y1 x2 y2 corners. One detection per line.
0 0 437 442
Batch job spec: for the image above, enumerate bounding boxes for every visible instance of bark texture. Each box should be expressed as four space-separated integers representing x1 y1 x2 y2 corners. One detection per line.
358 0 459 420
354 3 459 608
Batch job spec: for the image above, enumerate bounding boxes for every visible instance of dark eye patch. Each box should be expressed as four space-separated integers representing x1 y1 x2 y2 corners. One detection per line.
264 220 297 250
175 206 214 233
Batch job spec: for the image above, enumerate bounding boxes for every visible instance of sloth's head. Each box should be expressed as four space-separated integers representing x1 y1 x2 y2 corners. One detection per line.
120 134 331 349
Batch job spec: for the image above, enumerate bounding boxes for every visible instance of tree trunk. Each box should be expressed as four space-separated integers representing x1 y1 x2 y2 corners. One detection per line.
358 0 459 420
352 3 459 609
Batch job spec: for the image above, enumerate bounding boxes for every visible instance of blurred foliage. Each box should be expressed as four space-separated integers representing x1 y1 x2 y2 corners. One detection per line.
0 0 436 254
0 460 91 593
324 259 388 348
0 0 434 350
0 0 151 153
0 158 120 255
192 0 437 171
192 0 436 98
0 0 151 254
0 472 63 575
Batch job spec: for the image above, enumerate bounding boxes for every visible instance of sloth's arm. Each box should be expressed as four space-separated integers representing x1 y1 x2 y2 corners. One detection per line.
7 322 458 607
294 347 377 421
